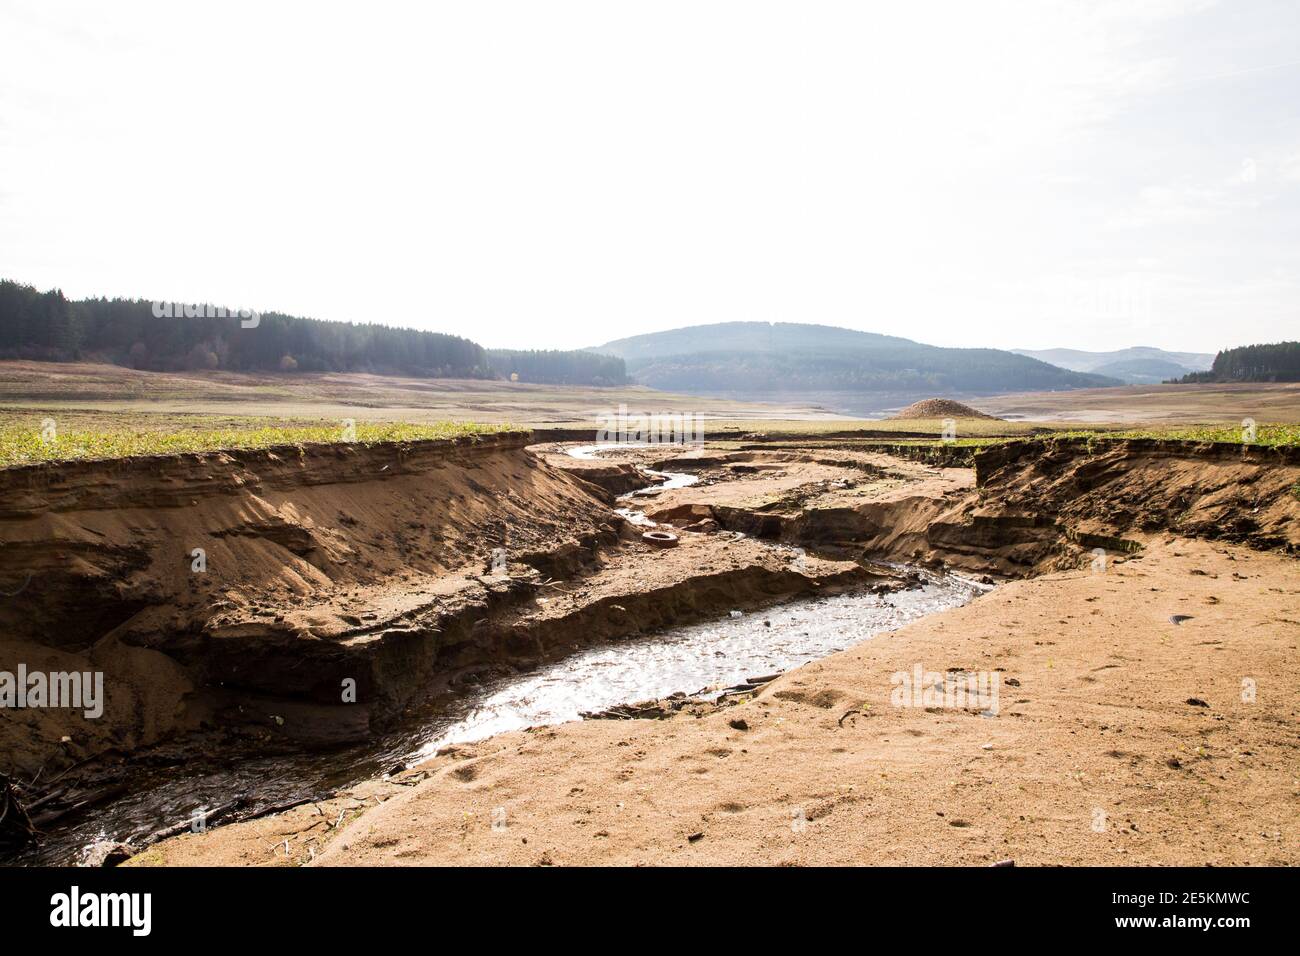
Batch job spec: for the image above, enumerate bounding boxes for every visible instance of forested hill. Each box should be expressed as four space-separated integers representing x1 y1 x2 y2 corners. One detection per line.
1178 342 1300 383
596 321 1120 395
0 280 625 385
0 280 490 377
598 322 916 364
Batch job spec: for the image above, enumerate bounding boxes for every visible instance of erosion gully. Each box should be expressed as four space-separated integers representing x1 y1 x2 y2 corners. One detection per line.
13 444 987 865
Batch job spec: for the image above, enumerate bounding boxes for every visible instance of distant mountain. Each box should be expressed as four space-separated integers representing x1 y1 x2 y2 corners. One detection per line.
1179 341 1300 383
1090 357 1198 384
598 322 917 364
1012 346 1214 384
595 322 1120 414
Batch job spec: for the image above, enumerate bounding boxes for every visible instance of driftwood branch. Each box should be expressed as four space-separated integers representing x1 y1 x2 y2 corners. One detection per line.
0 773 36 849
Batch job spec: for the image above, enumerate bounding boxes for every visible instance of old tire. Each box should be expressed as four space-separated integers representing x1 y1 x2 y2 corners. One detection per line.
642 530 679 548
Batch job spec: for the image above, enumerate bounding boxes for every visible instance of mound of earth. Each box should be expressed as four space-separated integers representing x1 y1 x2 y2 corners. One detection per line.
891 398 999 420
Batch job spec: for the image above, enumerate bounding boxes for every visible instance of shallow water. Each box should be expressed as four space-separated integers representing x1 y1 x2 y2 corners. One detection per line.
408 570 984 758
571 442 700 522
17 569 982 865
569 443 700 489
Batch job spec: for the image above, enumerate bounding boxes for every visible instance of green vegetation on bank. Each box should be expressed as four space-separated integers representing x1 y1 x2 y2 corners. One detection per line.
1050 424 1300 448
879 424 1298 449
705 418 1299 447
0 420 519 468
1 407 1295 470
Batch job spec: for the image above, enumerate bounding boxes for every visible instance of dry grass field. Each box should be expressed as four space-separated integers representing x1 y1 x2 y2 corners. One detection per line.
2 360 1299 466
0 360 831 427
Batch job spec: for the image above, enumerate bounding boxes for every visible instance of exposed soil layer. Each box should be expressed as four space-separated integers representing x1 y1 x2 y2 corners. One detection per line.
970 438 1300 556
1 433 624 775
3 431 1297 865
616 437 1300 577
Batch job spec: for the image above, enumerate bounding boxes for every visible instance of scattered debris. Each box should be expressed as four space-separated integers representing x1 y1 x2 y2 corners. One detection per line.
0 773 36 850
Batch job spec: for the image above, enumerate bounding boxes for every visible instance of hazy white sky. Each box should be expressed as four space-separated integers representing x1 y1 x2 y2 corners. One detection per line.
1 0 1296 354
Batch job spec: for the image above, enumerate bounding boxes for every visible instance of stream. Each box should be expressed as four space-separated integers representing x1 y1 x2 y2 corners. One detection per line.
12 443 987 865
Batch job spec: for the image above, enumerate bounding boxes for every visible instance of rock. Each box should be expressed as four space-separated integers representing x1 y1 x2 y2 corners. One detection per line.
1186 697 1209 707
82 841 136 867
684 519 719 533
728 718 749 731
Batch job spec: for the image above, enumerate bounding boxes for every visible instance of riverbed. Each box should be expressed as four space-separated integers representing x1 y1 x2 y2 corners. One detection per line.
15 442 983 865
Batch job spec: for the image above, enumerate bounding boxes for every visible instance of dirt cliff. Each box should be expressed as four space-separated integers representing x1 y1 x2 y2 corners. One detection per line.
0 433 617 773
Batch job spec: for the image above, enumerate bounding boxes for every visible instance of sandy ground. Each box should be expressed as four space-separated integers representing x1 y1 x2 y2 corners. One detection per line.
0 360 834 427
131 537 1298 866
647 448 972 513
977 381 1300 424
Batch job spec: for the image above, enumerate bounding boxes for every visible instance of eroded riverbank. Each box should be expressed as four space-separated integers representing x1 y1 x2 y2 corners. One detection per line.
3 432 1297 865
3 437 965 863
18 567 981 865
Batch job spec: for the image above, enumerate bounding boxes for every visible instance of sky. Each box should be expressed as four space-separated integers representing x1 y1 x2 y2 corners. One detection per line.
1 0 1296 355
